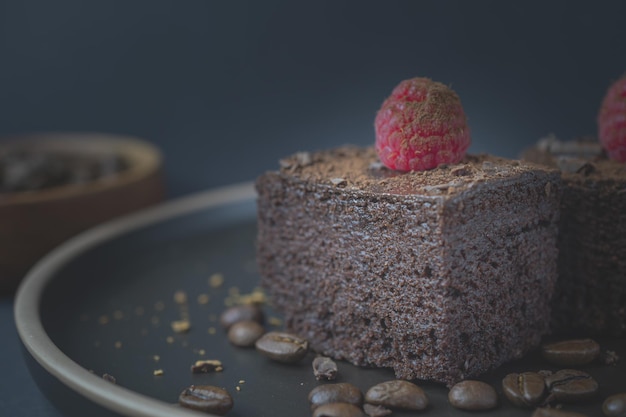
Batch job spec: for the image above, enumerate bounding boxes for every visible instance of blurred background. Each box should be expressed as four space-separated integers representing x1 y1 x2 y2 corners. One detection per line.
2 1 626 415
2 0 626 197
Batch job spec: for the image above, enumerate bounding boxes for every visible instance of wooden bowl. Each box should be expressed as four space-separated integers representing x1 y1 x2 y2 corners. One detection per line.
0 132 165 293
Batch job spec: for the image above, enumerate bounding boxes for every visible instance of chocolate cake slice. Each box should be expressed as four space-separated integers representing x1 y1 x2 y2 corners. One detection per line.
522 135 626 336
256 146 561 385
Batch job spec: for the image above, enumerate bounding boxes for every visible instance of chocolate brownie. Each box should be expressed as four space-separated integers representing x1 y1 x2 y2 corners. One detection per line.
522 135 626 336
256 146 561 385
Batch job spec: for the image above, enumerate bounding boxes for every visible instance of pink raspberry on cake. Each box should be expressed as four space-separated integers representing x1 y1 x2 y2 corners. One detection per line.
374 77 471 171
598 75 626 162
256 76 562 385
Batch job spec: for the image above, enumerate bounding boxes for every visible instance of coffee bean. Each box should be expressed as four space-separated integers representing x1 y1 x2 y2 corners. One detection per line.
312 403 365 417
502 372 546 407
313 356 338 381
227 320 265 347
0 150 128 193
220 304 264 329
365 380 428 411
603 393 626 417
178 385 233 415
255 331 308 363
532 407 588 417
448 380 498 411
363 403 392 417
542 339 600 366
308 383 363 410
545 369 598 403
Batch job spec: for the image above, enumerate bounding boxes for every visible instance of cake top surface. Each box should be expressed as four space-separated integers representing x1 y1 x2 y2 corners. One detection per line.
521 136 626 187
275 146 554 197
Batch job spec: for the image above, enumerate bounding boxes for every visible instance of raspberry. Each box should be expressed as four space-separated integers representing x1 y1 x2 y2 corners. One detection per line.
598 75 626 162
374 77 471 171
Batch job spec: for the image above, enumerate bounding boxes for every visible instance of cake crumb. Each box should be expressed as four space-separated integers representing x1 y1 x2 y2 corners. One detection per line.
191 360 224 374
197 294 210 304
171 320 191 333
226 288 267 306
173 290 188 304
268 317 283 327
102 373 116 384
114 341 122 349
330 177 347 187
208 327 217 335
603 350 620 366
451 165 471 176
545 182 552 197
312 356 338 381
166 336 174 344
153 355 160 362
153 369 164 376
209 273 224 288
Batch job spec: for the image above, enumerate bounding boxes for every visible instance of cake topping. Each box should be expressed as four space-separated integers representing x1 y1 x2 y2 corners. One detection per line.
374 77 471 172
598 75 626 162
278 146 553 197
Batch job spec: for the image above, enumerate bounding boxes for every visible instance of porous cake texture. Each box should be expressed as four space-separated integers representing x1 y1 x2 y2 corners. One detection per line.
522 136 626 336
256 146 561 385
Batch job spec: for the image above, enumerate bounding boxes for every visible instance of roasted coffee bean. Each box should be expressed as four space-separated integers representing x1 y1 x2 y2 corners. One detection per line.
545 369 598 403
502 372 546 407
313 356 338 381
255 331 308 363
363 403 392 417
542 339 600 366
220 304 264 329
603 393 626 417
365 380 428 411
0 149 128 193
448 380 498 411
178 385 233 415
309 383 363 410
227 320 265 347
312 403 366 417
532 407 588 417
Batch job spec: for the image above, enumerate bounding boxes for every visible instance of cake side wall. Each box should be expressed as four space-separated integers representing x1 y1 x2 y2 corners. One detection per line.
439 170 562 381
553 180 626 336
255 172 451 376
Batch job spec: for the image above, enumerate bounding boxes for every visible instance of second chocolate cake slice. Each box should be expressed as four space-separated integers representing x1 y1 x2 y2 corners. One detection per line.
522 135 626 336
256 146 561 385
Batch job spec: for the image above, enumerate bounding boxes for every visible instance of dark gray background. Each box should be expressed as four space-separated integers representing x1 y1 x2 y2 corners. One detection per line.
2 1 626 416
2 0 626 197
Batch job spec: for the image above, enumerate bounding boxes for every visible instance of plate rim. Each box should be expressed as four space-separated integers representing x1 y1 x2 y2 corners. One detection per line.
14 182 256 417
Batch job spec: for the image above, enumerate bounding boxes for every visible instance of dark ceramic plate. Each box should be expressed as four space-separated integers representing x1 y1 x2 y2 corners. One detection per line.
14 183 626 417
